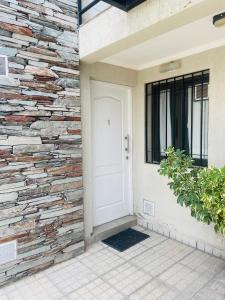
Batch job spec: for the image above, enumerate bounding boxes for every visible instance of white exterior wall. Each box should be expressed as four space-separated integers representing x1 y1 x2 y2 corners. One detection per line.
81 47 225 258
80 0 224 63
134 46 225 257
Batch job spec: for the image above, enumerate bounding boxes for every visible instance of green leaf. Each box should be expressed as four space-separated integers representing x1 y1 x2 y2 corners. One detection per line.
159 147 225 236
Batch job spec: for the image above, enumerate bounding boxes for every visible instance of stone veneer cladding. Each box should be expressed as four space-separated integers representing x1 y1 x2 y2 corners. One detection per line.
0 0 83 286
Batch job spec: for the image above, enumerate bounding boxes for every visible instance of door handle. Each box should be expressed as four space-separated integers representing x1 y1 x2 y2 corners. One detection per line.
125 135 129 153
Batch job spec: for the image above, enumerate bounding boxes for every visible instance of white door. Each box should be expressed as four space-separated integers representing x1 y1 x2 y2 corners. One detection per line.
91 81 132 226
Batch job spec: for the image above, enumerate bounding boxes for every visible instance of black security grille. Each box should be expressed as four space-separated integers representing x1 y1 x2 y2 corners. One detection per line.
145 70 209 167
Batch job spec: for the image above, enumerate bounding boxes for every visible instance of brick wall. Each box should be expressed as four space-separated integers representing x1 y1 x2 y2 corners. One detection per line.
0 0 83 286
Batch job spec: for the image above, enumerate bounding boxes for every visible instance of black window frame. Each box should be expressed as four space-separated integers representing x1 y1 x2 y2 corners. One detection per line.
145 69 210 167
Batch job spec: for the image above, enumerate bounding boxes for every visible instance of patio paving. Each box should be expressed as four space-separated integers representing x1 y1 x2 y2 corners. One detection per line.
0 226 224 300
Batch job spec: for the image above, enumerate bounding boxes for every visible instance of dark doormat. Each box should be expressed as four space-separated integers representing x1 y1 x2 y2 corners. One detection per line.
102 228 149 252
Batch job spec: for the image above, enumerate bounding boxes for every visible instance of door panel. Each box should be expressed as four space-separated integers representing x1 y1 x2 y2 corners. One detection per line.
92 81 131 226
94 97 122 169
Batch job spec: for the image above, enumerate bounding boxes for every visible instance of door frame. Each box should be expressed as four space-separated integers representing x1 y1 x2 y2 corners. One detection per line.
91 80 133 228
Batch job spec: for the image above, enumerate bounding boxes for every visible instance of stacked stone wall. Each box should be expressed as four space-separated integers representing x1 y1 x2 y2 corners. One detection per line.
0 0 83 286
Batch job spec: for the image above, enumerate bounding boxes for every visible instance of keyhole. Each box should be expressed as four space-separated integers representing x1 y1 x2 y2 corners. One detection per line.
108 119 110 126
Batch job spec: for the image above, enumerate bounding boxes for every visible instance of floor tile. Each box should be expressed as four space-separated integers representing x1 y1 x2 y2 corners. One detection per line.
82 242 105 257
46 260 97 295
102 262 152 296
159 263 209 299
139 231 168 249
180 250 225 279
192 268 225 300
129 278 178 300
67 278 124 300
1 274 63 300
0 226 224 300
152 239 194 262
130 247 176 277
78 247 125 276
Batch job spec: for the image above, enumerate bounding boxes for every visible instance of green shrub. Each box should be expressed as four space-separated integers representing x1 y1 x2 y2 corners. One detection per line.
159 147 225 235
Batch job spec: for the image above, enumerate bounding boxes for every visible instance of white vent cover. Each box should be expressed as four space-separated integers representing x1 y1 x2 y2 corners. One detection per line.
143 199 155 217
0 240 17 265
0 55 8 76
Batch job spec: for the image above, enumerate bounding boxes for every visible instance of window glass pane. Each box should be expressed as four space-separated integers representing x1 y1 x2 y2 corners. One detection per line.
160 90 171 156
188 85 209 161
145 70 209 166
192 97 202 159
195 84 208 100
187 86 192 155
202 99 209 160
146 93 152 162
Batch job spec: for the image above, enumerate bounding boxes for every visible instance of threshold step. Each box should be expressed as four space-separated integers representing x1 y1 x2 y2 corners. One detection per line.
88 215 137 245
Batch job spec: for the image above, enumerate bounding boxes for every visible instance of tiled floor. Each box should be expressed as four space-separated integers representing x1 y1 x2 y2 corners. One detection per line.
0 226 225 300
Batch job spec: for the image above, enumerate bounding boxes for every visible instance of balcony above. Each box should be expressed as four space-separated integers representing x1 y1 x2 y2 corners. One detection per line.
102 0 146 11
79 0 225 70
78 0 146 24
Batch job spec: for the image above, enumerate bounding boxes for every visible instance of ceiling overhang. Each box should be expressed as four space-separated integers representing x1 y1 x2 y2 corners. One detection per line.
101 13 225 70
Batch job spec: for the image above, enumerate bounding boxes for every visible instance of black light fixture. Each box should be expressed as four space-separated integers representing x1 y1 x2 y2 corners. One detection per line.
213 12 225 27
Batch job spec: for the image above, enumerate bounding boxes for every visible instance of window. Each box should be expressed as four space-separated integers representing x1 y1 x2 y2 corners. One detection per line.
145 70 209 167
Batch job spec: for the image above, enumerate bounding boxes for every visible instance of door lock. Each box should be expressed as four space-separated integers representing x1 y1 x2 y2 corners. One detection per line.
125 135 129 153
